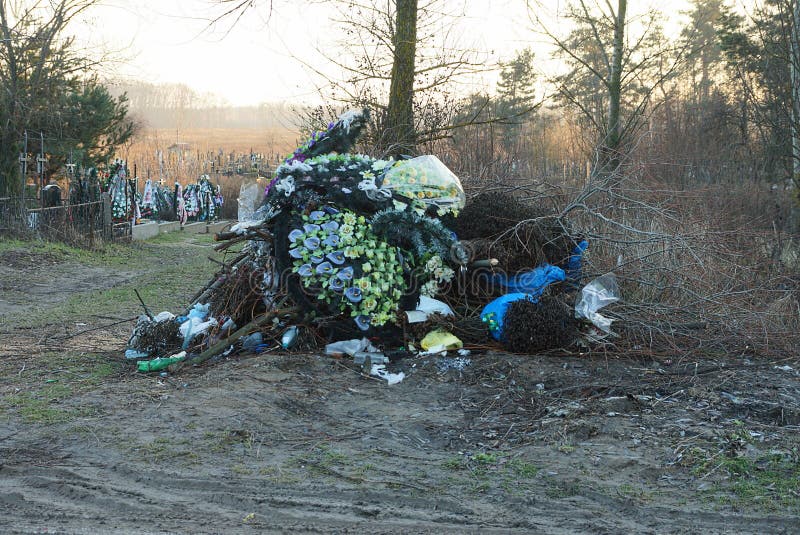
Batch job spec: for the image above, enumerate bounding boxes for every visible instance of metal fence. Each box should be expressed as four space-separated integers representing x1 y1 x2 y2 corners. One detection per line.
0 195 114 246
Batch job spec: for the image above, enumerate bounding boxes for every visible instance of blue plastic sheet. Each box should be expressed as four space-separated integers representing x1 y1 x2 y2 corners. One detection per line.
481 264 567 340
490 264 566 294
566 239 589 286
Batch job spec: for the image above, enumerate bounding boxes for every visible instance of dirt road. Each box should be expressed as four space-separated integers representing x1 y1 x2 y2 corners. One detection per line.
1 234 798 534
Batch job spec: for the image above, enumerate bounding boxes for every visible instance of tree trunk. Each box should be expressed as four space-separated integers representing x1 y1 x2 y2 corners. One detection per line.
385 0 418 157
790 0 800 230
603 0 627 173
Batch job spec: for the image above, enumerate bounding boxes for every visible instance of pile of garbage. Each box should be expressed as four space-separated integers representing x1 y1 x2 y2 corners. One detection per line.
126 109 619 378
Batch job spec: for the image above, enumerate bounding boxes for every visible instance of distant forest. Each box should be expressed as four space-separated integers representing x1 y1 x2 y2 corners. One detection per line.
108 81 297 130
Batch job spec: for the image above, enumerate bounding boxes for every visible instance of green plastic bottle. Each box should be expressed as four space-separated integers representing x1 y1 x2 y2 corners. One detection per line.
137 352 187 372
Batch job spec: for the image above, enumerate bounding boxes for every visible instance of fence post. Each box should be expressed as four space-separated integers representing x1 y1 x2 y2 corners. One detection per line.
102 192 111 241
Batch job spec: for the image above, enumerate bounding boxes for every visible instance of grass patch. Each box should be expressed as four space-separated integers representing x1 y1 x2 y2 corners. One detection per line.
439 452 540 496
0 352 119 424
682 424 800 512
2 232 224 328
545 479 582 499
3 383 92 424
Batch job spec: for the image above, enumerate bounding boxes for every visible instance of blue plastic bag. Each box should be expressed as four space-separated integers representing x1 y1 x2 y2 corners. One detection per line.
566 240 589 287
491 264 566 294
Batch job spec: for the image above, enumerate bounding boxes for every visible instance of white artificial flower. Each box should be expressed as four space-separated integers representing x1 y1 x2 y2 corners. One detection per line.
275 176 295 197
338 109 362 132
372 159 391 171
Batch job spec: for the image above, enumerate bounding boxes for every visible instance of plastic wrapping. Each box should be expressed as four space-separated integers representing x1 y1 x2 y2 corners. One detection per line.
380 155 466 212
574 273 620 333
237 181 262 221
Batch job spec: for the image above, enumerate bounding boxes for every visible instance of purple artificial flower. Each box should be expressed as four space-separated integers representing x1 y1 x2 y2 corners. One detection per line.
322 234 340 247
326 250 346 265
303 223 321 234
329 277 345 292
310 253 324 264
337 266 354 281
354 315 371 331
316 261 334 275
323 205 340 215
309 210 325 221
297 264 313 277
304 237 321 250
289 247 306 259
288 229 304 243
265 176 280 195
344 286 362 303
321 220 339 232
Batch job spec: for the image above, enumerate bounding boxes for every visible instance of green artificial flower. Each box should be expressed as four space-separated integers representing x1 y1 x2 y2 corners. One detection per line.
357 278 371 291
362 297 377 312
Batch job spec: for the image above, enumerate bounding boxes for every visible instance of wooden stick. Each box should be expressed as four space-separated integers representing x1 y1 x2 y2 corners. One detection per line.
188 305 299 366
213 235 248 251
214 230 239 241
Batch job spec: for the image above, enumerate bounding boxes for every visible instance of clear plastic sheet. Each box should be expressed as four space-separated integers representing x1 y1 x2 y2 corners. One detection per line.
575 273 621 333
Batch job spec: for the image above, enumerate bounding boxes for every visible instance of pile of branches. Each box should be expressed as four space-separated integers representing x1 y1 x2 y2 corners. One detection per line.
127 109 595 367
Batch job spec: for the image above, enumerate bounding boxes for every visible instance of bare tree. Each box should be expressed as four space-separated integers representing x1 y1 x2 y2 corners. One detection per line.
530 0 686 175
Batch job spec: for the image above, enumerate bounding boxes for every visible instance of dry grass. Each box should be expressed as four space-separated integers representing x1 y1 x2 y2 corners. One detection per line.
118 127 300 185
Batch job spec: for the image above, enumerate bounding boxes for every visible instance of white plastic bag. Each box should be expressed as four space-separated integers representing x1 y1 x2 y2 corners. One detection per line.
325 337 379 357
575 273 620 333
405 296 454 323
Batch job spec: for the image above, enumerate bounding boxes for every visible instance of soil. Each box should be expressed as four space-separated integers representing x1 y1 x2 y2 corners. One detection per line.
1 237 799 534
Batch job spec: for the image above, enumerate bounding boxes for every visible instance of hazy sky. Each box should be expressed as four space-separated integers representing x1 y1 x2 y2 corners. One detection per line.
72 0 691 107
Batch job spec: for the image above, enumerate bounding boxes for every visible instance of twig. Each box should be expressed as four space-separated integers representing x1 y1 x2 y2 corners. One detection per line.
133 289 154 321
57 317 138 340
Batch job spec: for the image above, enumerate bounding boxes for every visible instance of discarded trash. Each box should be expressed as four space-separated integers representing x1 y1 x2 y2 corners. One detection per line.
325 338 378 357
123 108 589 374
491 264 566 294
436 357 471 373
481 293 531 341
575 273 620 333
237 181 262 222
353 351 389 365
125 349 149 360
420 330 463 351
180 303 216 349
241 332 263 352
137 351 187 373
406 296 455 323
370 364 405 385
281 326 299 349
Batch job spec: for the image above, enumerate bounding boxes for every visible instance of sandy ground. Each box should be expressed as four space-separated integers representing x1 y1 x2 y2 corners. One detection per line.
1 239 799 534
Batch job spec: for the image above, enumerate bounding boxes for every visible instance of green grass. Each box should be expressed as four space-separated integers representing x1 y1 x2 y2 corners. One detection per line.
682 424 800 512
1 232 224 327
3 383 94 424
0 352 121 424
440 453 540 496
703 454 800 512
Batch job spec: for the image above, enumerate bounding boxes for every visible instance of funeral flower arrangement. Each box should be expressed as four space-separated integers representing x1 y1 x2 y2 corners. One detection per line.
260 108 467 332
